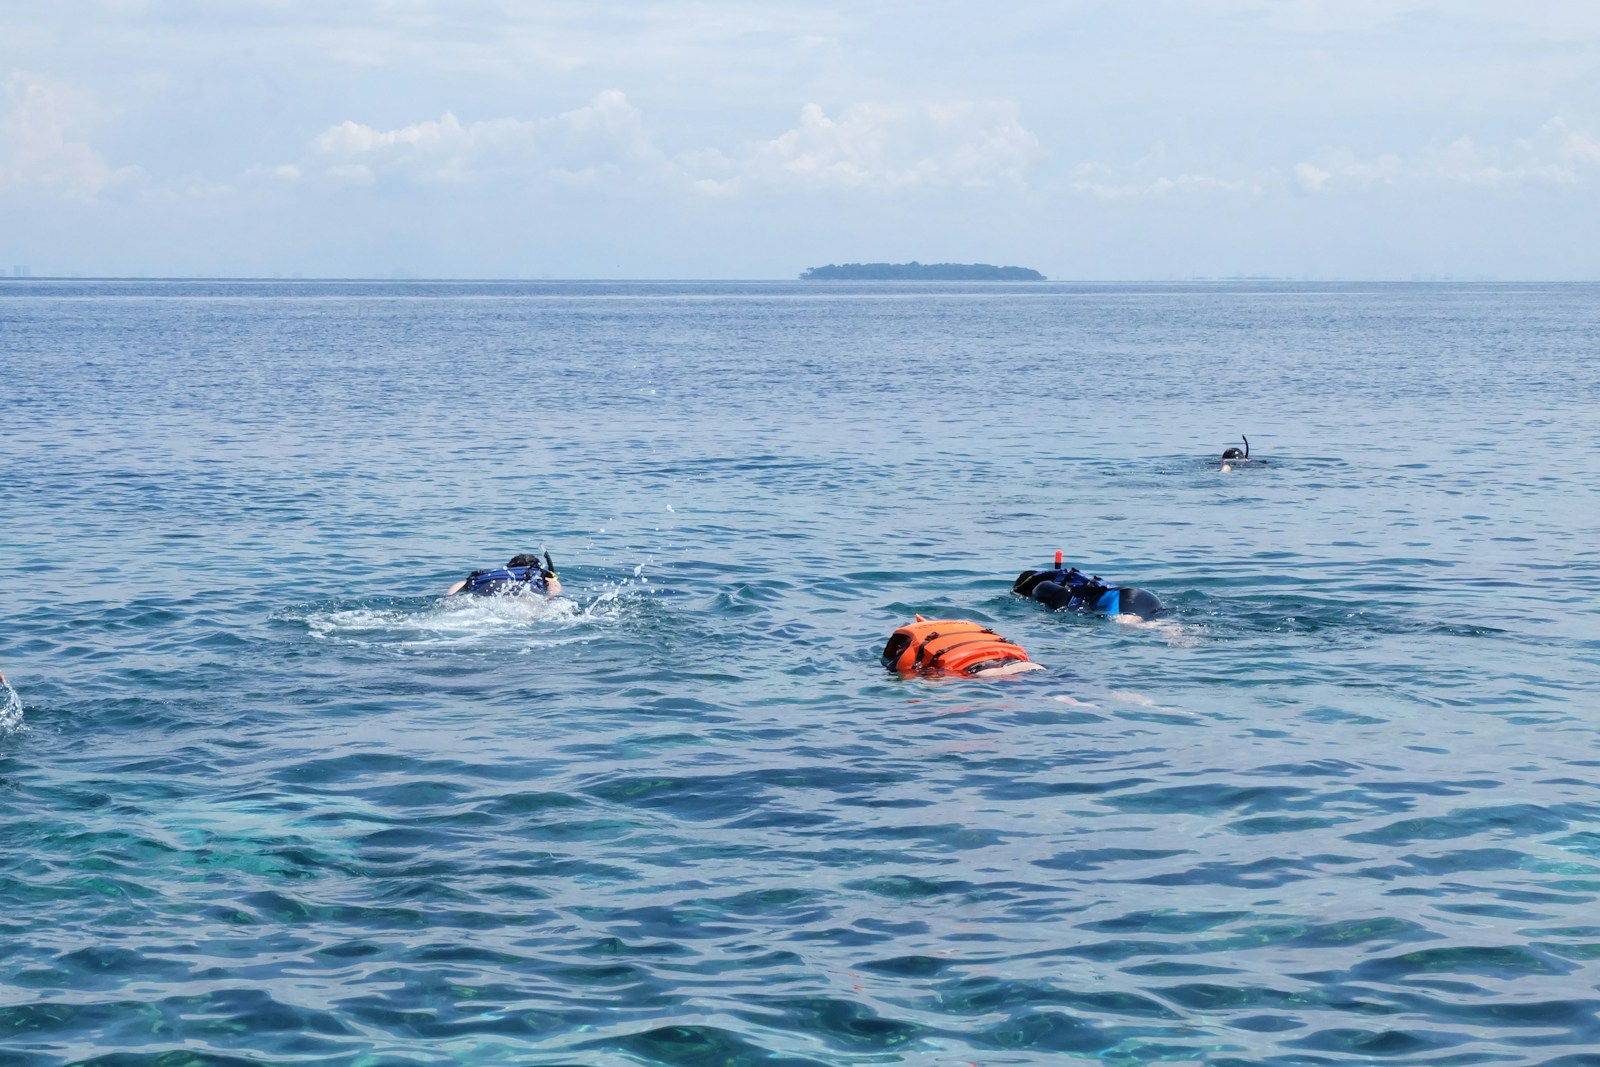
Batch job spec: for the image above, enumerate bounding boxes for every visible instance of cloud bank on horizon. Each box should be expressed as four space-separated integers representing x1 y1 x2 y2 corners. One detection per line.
2 0 1598 278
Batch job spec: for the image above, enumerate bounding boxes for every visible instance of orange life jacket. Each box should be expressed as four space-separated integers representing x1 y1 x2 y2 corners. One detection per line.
882 615 1032 676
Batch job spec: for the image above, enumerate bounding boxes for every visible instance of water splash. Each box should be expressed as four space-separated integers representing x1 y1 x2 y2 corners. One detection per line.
1111 612 1201 647
0 680 21 734
293 574 659 651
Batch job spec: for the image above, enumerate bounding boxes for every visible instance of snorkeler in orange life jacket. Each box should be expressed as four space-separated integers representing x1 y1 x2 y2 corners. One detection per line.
881 616 1043 679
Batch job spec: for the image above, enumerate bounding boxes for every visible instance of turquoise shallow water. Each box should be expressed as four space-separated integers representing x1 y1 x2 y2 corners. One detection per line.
3 279 1600 1065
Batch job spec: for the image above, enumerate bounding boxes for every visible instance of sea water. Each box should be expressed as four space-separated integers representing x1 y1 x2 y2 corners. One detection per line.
2 279 1599 1065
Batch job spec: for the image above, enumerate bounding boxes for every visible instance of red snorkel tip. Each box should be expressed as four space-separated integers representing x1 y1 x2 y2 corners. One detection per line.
1054 550 1063 567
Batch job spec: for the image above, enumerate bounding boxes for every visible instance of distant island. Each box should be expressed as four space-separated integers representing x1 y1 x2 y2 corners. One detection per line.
799 261 1046 281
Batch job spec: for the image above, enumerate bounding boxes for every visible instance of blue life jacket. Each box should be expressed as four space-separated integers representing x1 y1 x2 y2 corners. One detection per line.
461 565 549 597
1029 567 1115 607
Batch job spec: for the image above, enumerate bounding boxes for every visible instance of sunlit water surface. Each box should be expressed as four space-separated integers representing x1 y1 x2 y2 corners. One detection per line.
3 280 1600 1065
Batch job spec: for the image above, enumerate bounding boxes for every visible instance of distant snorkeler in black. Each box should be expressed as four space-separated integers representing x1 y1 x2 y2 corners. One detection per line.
1220 435 1263 472
447 552 562 598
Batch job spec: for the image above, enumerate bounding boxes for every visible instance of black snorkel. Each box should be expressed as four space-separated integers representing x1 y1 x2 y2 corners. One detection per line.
542 550 557 580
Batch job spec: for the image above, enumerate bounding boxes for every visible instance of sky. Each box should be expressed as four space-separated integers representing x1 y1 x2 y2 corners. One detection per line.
1 0 1598 279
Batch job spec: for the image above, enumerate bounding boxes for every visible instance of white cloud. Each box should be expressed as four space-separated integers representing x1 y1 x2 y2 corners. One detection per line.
309 111 537 184
1062 115 1600 202
1540 117 1600 166
730 100 1042 192
1066 161 1265 200
0 73 141 199
1060 141 1266 201
1294 161 1331 192
282 91 1043 196
1296 117 1600 191
294 90 669 188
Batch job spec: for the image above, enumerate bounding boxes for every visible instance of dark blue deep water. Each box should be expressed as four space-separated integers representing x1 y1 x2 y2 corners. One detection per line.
3 279 1600 1066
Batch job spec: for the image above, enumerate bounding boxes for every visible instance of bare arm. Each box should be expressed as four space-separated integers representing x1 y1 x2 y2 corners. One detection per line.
446 579 466 595
544 575 562 598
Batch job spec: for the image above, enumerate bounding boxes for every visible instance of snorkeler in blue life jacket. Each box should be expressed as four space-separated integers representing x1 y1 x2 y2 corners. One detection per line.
447 552 562 598
1013 551 1163 620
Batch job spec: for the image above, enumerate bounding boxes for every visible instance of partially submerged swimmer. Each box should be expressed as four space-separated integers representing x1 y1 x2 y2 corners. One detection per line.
447 552 562 598
1220 435 1263 472
1013 552 1163 620
882 616 1044 679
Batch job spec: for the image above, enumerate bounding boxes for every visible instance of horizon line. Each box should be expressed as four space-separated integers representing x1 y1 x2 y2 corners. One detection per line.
3 275 1591 284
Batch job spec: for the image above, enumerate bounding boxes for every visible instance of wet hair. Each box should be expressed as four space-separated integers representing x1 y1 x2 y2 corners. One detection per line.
507 553 541 568
1221 446 1244 460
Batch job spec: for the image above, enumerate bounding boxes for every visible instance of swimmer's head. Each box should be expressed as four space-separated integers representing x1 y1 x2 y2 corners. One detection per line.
1221 435 1250 462
507 553 541 568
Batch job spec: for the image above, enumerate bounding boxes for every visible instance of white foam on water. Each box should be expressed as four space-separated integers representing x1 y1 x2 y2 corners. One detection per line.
301 582 648 652
0 682 22 734
307 596 583 650
1104 687 1198 718
1111 612 1200 647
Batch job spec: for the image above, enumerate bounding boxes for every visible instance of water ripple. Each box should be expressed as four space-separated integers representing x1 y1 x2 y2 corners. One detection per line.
5 281 1600 1064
